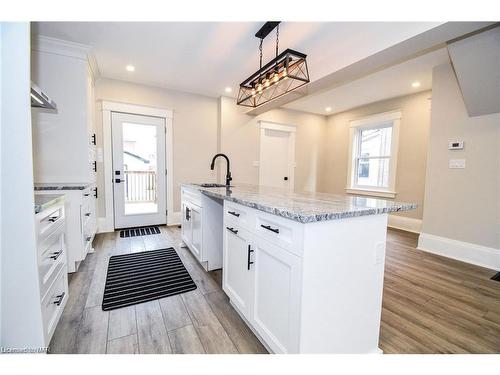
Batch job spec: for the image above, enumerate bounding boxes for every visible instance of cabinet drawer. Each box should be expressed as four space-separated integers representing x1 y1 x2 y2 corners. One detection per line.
253 209 304 257
38 205 65 241
38 231 66 299
224 201 255 231
41 268 68 344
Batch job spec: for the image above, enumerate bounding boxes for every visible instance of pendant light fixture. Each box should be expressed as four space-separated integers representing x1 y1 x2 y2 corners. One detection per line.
237 22 310 108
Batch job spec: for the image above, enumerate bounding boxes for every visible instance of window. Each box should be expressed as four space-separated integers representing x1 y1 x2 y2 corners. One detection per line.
347 111 401 198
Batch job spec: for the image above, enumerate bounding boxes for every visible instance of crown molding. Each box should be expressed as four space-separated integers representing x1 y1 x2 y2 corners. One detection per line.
32 35 100 80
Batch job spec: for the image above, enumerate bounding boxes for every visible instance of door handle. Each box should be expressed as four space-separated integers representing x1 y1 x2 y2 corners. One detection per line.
261 224 280 234
247 245 254 270
226 227 238 235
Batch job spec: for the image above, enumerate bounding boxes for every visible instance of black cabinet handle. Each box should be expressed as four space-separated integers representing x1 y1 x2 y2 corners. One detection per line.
115 178 122 183
93 187 98 198
84 193 90 197
50 250 63 260
53 292 66 306
260 224 279 234
247 245 254 270
93 161 97 172
91 133 96 145
86 236 92 242
85 212 91 217
228 211 240 217
226 227 238 235
48 216 58 223
185 207 191 221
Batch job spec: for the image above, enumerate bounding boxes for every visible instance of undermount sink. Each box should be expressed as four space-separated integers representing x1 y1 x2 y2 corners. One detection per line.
196 183 231 188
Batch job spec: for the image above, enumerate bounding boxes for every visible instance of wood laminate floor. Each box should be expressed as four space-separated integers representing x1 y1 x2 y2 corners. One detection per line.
49 227 500 354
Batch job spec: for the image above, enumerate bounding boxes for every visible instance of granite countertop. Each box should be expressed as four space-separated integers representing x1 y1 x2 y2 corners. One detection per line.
34 182 93 191
34 194 65 214
183 183 416 223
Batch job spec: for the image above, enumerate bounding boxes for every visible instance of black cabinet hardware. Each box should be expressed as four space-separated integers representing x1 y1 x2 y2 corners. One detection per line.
91 133 96 145
185 207 191 221
85 212 91 217
228 211 240 217
115 170 121 175
86 236 92 242
93 187 98 198
84 193 90 197
48 216 58 223
50 251 62 260
284 176 288 181
93 161 97 172
53 292 65 306
247 245 254 270
261 224 279 234
226 227 238 235
115 178 122 183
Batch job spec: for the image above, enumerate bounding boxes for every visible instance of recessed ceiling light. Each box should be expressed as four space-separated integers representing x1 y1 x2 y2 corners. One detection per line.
126 65 135 72
225 87 232 93
325 106 332 112
411 81 421 88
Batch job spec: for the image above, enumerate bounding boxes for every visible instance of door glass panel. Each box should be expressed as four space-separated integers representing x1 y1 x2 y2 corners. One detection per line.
122 122 158 215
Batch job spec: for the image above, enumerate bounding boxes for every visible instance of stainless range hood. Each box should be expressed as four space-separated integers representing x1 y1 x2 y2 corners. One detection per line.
30 82 57 110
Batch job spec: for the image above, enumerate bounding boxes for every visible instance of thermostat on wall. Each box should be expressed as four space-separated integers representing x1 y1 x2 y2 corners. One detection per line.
449 141 464 150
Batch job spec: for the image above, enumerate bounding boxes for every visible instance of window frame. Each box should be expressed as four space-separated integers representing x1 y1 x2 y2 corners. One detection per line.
346 110 401 199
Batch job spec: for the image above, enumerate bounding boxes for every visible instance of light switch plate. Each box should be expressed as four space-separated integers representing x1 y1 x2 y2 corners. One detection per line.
449 159 466 169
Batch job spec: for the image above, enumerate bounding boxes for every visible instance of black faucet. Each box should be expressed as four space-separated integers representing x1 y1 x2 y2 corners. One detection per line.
210 153 232 187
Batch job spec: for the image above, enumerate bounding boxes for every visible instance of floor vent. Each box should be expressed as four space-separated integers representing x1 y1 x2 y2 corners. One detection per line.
491 272 500 282
119 226 160 238
102 247 197 311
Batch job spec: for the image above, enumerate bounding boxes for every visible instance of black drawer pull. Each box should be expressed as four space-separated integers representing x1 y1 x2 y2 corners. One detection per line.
84 193 90 197
54 292 66 306
50 250 63 260
48 216 59 223
226 227 238 235
86 236 92 242
247 245 254 270
85 212 91 217
93 187 98 198
260 224 279 234
228 211 240 217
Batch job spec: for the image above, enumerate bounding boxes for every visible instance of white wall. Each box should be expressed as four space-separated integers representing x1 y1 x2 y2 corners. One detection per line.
418 63 500 269
0 22 43 347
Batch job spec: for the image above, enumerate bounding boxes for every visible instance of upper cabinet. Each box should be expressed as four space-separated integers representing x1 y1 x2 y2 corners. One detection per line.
31 36 99 184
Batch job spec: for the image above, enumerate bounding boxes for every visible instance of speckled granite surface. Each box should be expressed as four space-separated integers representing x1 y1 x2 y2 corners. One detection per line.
183 183 416 223
34 194 65 214
34 182 93 191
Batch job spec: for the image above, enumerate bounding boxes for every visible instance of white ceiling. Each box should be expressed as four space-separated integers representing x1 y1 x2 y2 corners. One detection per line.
33 22 442 98
284 48 451 115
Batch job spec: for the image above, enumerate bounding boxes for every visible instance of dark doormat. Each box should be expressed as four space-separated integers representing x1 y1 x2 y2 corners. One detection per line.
119 226 160 238
102 247 197 311
491 272 500 282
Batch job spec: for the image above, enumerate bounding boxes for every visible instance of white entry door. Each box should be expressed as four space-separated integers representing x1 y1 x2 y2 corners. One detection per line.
259 122 296 189
112 112 166 229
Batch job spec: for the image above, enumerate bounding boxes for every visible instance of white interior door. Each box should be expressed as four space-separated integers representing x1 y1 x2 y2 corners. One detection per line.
259 122 296 189
112 112 166 229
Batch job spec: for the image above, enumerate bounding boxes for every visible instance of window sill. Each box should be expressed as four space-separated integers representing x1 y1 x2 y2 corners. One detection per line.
345 188 396 199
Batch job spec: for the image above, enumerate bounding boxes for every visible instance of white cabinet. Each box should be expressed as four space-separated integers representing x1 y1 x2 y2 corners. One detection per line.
223 226 253 316
251 237 301 353
181 186 223 271
222 200 388 354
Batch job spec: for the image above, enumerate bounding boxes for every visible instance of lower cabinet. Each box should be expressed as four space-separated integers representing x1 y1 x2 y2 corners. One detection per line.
181 200 202 262
223 217 302 353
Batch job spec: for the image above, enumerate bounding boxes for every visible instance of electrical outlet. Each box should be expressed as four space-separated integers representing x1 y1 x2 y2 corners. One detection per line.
449 159 466 169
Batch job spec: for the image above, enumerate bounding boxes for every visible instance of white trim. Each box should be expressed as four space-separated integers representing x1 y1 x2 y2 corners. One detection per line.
346 187 397 199
97 218 114 234
347 110 401 195
349 110 402 128
260 121 297 133
258 121 296 190
100 100 174 231
418 233 500 271
387 215 422 233
167 211 182 226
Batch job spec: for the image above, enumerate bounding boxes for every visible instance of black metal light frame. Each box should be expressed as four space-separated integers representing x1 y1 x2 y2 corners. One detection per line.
237 22 310 108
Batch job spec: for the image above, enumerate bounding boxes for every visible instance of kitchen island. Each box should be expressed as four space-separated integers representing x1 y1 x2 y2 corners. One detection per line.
180 183 415 354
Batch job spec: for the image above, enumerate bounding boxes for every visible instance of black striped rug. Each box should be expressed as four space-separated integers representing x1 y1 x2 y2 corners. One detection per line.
119 226 160 238
102 247 197 311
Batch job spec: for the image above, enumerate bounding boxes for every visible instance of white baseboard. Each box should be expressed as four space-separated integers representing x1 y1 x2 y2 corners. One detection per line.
97 217 114 233
387 214 422 233
418 233 500 271
167 211 181 226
